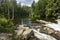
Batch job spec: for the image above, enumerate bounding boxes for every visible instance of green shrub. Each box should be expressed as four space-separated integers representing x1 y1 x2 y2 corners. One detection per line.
0 17 14 33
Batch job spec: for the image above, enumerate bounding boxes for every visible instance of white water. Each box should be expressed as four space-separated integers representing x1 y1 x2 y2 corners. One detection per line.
45 19 60 31
45 23 60 31
56 19 60 24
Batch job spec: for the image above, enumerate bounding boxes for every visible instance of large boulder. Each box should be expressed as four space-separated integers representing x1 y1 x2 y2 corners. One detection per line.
33 29 56 40
40 23 60 40
51 31 60 40
36 19 60 40
40 26 55 34
15 25 57 40
15 25 34 40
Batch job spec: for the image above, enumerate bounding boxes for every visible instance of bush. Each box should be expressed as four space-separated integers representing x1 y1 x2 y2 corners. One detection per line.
0 17 14 33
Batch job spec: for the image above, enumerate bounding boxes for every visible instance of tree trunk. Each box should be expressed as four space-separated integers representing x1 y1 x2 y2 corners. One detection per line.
21 19 24 25
11 6 14 20
8 6 10 20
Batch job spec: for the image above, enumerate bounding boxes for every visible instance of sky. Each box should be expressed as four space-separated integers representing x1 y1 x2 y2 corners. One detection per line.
16 0 39 7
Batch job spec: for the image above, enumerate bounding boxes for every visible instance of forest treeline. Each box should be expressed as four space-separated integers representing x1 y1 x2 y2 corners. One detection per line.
0 0 60 32
0 0 60 22
31 0 60 20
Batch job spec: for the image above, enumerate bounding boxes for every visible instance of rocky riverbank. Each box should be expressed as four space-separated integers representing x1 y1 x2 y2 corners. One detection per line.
0 19 60 40
14 25 57 40
14 19 60 40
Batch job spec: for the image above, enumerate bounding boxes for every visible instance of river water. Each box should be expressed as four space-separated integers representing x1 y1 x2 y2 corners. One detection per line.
45 19 60 31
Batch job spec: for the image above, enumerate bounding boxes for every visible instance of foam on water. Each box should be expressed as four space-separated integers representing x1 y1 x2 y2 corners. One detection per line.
45 19 60 31
45 23 60 31
56 19 60 24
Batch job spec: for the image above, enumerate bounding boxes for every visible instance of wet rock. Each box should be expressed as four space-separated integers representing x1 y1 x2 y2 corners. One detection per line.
33 29 56 40
36 19 50 24
57 16 60 19
36 19 60 40
40 26 55 34
15 25 34 40
15 25 57 40
40 25 60 40
56 19 60 24
51 31 60 40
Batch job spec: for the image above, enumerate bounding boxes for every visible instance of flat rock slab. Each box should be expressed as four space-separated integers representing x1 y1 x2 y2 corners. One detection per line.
33 29 57 40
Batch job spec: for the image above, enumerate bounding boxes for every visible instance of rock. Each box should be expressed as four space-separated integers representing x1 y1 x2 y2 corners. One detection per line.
0 33 12 40
15 26 34 40
40 26 55 34
57 16 60 19
33 29 57 40
36 19 51 24
22 29 33 40
35 19 60 40
51 31 60 40
15 25 57 40
40 24 60 40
